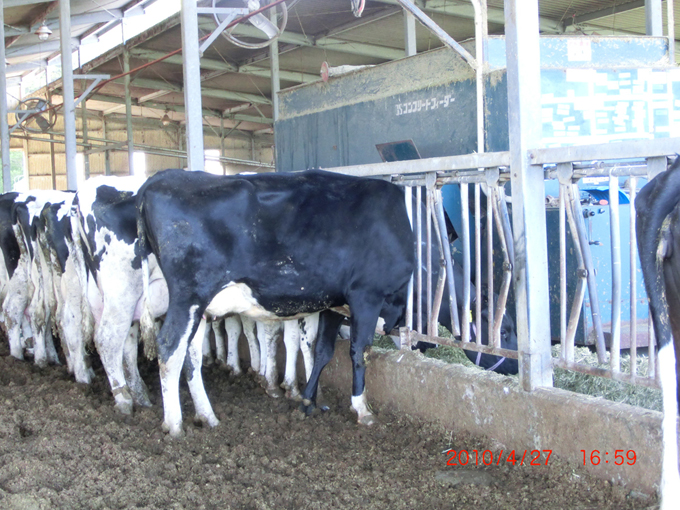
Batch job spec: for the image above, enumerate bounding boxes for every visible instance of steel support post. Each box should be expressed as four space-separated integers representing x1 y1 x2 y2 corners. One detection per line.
102 114 111 176
48 86 57 188
123 49 135 175
270 7 280 124
404 9 416 56
81 100 90 179
60 0 78 189
645 0 663 36
220 114 226 174
181 0 205 171
0 3 10 193
505 0 553 389
668 0 675 63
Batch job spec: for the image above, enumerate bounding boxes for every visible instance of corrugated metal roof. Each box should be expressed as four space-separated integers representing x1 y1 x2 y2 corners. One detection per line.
4 0 678 136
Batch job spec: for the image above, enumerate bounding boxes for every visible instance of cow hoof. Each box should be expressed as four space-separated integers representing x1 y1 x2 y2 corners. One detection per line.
133 395 153 408
286 388 302 401
280 381 289 390
299 402 316 416
74 372 93 385
266 387 284 399
162 421 185 438
358 414 377 426
193 414 220 428
114 401 133 415
203 356 214 367
302 398 312 407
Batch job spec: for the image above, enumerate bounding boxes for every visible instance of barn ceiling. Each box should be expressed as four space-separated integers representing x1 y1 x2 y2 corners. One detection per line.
3 0 678 136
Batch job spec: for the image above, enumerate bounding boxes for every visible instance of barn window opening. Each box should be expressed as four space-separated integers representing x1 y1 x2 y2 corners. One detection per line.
9 150 27 192
133 152 147 177
205 150 223 175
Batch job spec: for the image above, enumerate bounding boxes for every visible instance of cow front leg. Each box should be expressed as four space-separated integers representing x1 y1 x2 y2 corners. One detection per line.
212 319 227 367
224 316 242 375
202 321 213 366
184 317 219 428
300 311 344 415
299 313 320 400
281 319 301 400
257 321 283 398
241 316 260 373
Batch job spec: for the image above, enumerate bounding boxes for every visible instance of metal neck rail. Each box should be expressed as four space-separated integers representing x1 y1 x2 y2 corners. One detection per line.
323 135 680 391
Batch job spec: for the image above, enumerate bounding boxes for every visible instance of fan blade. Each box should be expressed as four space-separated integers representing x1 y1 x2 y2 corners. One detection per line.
35 114 51 133
248 12 278 39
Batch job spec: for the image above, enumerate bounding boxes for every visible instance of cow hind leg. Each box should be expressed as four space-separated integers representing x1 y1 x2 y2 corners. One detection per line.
281 319 301 401
122 323 152 408
95 311 134 415
241 316 260 373
184 317 219 429
158 305 201 438
659 341 680 509
44 326 60 365
300 311 344 415
347 298 384 426
4 306 24 360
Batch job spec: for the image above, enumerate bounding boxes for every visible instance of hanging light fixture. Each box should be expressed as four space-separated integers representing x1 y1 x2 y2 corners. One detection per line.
35 21 52 42
161 110 172 126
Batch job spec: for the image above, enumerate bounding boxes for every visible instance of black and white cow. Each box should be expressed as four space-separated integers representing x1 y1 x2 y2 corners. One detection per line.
70 175 167 413
136 169 414 437
2 191 75 369
0 192 21 319
636 158 680 508
37 195 94 383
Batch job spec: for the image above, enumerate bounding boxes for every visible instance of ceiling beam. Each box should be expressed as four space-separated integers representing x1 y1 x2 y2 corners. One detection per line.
565 0 645 27
129 47 318 83
86 92 273 125
4 0 57 49
3 9 135 37
80 13 181 73
5 38 78 58
130 48 236 71
321 5 402 38
112 76 272 105
200 19 405 60
373 0 564 34
4 0 51 7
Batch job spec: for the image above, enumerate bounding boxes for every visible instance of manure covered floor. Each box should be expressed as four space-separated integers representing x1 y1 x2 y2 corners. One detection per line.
0 341 658 510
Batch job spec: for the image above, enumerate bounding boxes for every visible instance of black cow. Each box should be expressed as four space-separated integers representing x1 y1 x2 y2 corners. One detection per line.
635 157 680 507
136 169 415 437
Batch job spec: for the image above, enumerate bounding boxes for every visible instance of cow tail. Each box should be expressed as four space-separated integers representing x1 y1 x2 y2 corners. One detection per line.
69 202 95 348
136 196 158 360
